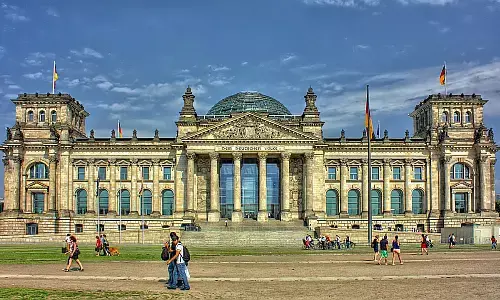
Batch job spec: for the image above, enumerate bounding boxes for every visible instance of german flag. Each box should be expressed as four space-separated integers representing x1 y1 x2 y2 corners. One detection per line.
365 93 374 140
439 64 446 85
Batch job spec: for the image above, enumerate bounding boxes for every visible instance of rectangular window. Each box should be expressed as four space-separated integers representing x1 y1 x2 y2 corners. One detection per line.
77 167 85 180
414 167 422 180
120 167 128 180
142 167 150 180
163 167 172 180
349 167 358 180
393 167 401 180
371 167 380 180
327 167 336 180
98 167 106 180
26 223 38 235
75 224 83 233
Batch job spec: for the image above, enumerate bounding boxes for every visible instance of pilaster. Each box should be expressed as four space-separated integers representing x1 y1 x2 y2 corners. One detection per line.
383 158 391 216
48 155 57 212
108 158 117 215
257 152 268 222
87 159 95 214
130 158 138 216
151 159 161 216
2 157 11 212
361 159 368 217
304 152 314 217
208 153 220 222
340 158 348 216
174 151 185 215
479 156 490 213
280 152 291 221
443 156 452 214
232 152 242 222
186 152 196 214
404 159 412 215
490 158 496 211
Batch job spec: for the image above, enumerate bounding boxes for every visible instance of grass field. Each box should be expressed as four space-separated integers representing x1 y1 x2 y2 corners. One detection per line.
0 243 493 265
0 288 176 300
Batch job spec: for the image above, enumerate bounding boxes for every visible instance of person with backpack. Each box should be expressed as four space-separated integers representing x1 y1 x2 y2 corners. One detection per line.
162 232 182 288
166 235 190 290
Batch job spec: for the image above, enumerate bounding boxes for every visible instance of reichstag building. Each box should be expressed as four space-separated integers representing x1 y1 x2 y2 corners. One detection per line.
0 87 498 235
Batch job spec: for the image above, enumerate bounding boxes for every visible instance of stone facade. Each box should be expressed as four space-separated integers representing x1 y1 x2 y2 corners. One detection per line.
0 89 498 236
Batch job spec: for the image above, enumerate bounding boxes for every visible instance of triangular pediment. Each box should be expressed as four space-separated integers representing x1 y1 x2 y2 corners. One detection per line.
182 113 318 141
451 181 473 189
27 181 49 189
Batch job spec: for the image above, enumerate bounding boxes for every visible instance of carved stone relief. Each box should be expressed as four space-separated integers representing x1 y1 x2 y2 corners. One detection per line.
196 157 210 212
290 157 304 213
211 116 293 139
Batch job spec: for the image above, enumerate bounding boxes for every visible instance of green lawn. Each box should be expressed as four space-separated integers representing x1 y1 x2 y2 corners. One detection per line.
0 243 493 265
0 288 177 300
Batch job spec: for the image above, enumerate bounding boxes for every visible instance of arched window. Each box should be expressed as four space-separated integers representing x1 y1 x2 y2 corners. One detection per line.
119 189 130 215
450 163 470 179
441 111 448 123
29 163 48 179
98 189 109 215
76 189 87 214
141 189 152 215
465 111 472 123
347 189 360 215
391 189 404 214
412 189 424 214
51 110 57 123
39 111 45 122
326 189 338 216
162 190 174 216
371 189 382 215
453 111 461 123
27 110 34 122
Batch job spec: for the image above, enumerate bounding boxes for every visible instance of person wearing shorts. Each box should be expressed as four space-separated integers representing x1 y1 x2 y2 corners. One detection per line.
372 235 380 261
391 235 403 265
420 234 428 255
378 235 389 265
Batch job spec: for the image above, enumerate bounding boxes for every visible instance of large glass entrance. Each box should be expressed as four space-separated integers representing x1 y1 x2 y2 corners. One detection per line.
241 158 258 219
219 159 234 219
266 159 280 219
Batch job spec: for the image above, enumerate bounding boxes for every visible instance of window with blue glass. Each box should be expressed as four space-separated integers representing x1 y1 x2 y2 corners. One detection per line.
453 111 461 123
119 189 130 215
391 189 404 214
412 189 424 214
27 110 34 122
76 189 87 214
98 189 109 215
465 111 472 123
326 190 338 216
219 159 234 219
32 192 44 214
454 193 467 213
120 167 128 180
451 163 469 179
142 167 150 180
266 159 280 219
30 163 48 179
349 167 358 180
77 167 85 180
162 189 174 215
163 167 172 180
347 189 360 215
328 167 336 180
371 189 382 215
414 167 422 180
241 158 258 218
393 167 401 180
98 167 106 180
39 110 45 122
141 190 152 215
371 167 380 180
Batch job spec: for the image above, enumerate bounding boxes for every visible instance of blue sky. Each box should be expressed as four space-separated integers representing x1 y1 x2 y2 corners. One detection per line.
1 0 500 197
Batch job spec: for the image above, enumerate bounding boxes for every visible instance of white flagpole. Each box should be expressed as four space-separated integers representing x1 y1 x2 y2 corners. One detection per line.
118 183 122 244
444 61 447 96
52 61 56 94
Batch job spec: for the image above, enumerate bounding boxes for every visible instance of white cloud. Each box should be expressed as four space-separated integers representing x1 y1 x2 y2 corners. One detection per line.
291 64 327 72
22 52 55 67
109 78 206 99
207 65 230 72
46 8 59 17
2 3 29 21
179 69 190 73
3 93 17 99
23 72 43 79
303 0 456 6
208 79 230 86
7 84 20 89
70 48 103 59
397 0 456 4
97 81 113 90
241 61 248 66
428 20 451 34
281 54 298 64
354 44 370 50
66 79 81 88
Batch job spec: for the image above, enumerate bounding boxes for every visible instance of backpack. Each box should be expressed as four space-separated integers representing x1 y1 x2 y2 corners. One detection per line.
161 246 169 261
181 244 191 265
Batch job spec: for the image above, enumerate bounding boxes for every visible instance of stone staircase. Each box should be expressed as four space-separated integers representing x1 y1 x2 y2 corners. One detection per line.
180 219 311 247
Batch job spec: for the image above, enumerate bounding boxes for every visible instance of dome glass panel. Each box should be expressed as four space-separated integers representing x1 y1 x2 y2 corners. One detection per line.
207 92 291 115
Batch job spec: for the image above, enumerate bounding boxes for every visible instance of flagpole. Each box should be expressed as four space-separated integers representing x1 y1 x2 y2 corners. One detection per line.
141 179 144 245
52 61 56 94
367 85 373 244
118 182 122 244
96 174 100 235
444 61 447 96
377 120 380 138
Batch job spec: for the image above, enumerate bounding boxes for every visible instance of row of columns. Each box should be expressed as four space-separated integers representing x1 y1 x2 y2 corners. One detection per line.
187 152 295 222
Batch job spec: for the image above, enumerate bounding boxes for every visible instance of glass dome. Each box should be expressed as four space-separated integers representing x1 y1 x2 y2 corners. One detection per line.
206 92 291 115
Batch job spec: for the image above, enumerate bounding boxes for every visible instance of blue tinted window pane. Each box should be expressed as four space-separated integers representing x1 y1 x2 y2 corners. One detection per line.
391 190 403 214
347 190 359 215
33 193 44 213
241 159 258 218
77 167 85 180
99 190 109 214
350 167 358 180
414 167 422 180
412 189 423 214
455 193 466 213
328 167 336 180
98 167 106 180
371 190 381 215
266 159 280 219
326 190 338 216
219 160 234 219
120 167 128 180
119 190 130 215
77 189 87 214
163 167 171 180
141 190 152 215
162 190 174 215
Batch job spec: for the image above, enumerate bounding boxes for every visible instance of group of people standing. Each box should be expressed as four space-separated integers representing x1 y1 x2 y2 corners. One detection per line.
94 234 111 256
164 232 190 291
371 235 403 265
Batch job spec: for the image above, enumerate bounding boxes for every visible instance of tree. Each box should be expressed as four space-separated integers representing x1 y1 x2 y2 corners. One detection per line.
496 199 500 213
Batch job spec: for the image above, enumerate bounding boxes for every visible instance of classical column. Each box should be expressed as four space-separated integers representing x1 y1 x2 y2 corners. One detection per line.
490 159 497 211
404 159 413 215
257 152 268 222
340 159 348 216
479 156 490 213
108 159 117 215
443 157 451 214
152 159 161 216
280 152 291 221
130 158 138 215
186 152 196 213
174 152 184 214
467 191 472 213
87 159 95 214
208 153 220 222
7 157 22 212
2 157 11 211
451 191 456 212
383 159 391 216
48 155 58 212
304 152 314 217
232 152 242 222
361 159 369 216
425 158 431 214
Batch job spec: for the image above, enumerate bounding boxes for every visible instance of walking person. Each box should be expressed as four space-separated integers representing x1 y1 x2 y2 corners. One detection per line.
371 235 380 262
420 234 429 255
95 235 102 256
378 235 389 265
166 232 181 288
491 236 497 250
391 235 403 265
63 235 83 272
166 235 190 290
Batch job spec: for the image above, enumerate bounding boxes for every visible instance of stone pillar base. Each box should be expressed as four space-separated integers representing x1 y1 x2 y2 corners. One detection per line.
207 211 220 222
257 211 268 222
231 211 243 222
129 211 139 217
443 210 454 217
59 209 72 218
150 211 161 217
480 210 493 217
339 212 349 218
2 209 20 217
304 210 314 218
429 210 440 217
383 211 392 217
361 211 369 218
404 211 413 217
86 210 96 216
280 210 292 221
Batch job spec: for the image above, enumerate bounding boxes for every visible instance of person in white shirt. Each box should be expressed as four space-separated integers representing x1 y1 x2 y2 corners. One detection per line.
166 236 190 290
